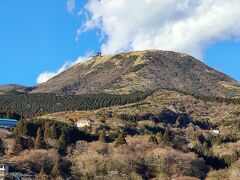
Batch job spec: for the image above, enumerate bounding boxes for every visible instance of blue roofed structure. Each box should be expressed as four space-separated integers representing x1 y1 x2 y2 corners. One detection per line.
0 118 18 130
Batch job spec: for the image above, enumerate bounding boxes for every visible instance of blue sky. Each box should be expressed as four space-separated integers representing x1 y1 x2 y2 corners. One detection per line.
0 0 100 85
0 0 239 86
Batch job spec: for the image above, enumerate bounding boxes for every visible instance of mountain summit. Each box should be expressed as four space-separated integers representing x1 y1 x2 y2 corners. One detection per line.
33 50 240 98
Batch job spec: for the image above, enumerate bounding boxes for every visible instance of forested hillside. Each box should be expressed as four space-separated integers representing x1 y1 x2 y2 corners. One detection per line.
0 91 152 117
1 88 240 179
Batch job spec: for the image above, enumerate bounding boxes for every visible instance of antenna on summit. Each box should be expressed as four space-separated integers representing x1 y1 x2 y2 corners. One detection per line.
91 52 102 58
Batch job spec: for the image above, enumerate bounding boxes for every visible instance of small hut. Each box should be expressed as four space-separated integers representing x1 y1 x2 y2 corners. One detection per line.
76 119 93 128
0 164 9 179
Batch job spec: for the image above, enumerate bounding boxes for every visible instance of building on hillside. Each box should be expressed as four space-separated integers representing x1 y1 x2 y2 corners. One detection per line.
0 164 9 180
91 52 102 58
0 118 18 130
210 129 220 134
76 119 93 128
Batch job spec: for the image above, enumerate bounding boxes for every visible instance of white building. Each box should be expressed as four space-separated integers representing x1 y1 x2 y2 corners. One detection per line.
211 129 220 134
76 119 93 128
0 164 9 180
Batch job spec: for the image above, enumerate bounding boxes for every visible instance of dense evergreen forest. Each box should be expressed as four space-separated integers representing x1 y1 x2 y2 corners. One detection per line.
1 87 240 118
0 92 153 117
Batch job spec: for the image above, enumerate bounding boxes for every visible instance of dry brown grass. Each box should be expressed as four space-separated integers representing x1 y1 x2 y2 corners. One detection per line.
170 175 199 180
212 141 240 157
206 160 240 180
9 149 59 173
0 129 12 138
137 120 157 129
10 149 58 162
69 135 208 179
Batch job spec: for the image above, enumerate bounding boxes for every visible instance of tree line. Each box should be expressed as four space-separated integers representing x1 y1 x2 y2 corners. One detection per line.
0 91 153 118
165 87 240 105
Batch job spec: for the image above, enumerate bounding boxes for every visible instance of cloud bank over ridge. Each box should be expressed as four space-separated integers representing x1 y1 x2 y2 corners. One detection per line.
80 0 240 58
37 55 91 84
37 0 240 84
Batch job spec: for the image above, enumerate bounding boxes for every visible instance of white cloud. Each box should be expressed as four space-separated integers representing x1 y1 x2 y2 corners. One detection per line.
37 0 240 84
37 54 92 84
79 0 240 59
67 0 75 13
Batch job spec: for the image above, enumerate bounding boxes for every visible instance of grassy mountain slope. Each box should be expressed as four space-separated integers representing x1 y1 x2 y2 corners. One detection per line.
33 50 240 98
0 84 30 95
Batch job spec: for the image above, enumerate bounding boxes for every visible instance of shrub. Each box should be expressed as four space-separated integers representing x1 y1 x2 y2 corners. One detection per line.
51 160 61 178
98 130 107 143
38 166 47 178
148 135 158 144
0 138 5 156
35 128 43 149
114 132 127 147
58 131 67 155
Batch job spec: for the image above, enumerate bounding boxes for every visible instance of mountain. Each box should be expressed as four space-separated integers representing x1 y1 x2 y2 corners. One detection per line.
32 50 240 98
1 50 240 180
0 84 30 94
